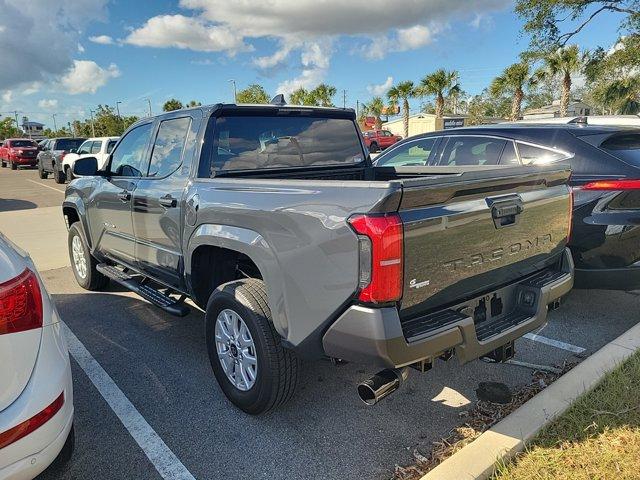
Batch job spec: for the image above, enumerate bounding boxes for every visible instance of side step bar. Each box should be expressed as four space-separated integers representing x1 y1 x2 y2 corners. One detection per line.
97 264 190 317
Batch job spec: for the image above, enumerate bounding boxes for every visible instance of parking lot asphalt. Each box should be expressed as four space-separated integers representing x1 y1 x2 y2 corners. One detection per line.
1 166 638 480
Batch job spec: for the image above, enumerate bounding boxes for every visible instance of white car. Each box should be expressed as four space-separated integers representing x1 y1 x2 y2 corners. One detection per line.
0 233 74 479
62 136 119 178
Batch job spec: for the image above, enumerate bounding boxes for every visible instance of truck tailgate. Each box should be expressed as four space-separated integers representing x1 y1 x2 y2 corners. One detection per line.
395 165 572 319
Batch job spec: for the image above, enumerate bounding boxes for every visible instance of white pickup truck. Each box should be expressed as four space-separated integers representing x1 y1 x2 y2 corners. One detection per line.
62 136 119 180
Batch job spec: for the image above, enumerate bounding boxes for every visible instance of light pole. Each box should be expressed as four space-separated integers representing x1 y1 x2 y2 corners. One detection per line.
52 114 57 132
89 110 96 137
228 79 237 103
115 101 122 119
145 98 152 117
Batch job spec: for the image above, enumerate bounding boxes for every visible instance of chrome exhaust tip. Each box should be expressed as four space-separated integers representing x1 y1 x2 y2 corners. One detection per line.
357 367 409 406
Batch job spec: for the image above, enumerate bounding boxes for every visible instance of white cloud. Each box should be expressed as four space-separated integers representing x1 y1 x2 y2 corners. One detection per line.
2 90 12 103
38 98 58 109
276 40 333 96
22 82 40 95
367 76 394 96
364 25 438 60
124 15 252 54
0 0 108 90
78 43 85 53
89 35 114 45
60 60 121 94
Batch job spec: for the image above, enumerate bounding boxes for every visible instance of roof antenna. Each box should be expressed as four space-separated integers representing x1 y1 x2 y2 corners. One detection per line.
270 94 287 106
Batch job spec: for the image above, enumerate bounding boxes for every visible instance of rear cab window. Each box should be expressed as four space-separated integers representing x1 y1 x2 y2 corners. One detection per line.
55 138 85 151
200 111 365 177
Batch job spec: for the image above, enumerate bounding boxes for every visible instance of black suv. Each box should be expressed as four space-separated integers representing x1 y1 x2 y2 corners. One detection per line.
374 124 640 291
37 137 86 183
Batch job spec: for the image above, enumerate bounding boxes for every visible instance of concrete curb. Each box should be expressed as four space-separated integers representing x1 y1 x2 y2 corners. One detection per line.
420 321 640 480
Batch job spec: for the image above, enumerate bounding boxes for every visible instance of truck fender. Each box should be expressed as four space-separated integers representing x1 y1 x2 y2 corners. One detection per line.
186 224 289 338
62 198 92 248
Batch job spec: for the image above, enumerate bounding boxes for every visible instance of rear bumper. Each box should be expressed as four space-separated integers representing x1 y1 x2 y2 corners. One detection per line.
323 248 574 369
574 265 640 291
10 157 37 166
0 320 74 479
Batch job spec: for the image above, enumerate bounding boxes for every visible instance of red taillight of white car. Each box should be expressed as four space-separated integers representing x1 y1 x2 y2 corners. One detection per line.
581 179 640 190
0 268 43 335
348 213 403 304
0 392 64 449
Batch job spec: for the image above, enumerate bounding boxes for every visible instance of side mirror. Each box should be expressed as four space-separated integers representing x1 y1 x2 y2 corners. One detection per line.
73 156 99 177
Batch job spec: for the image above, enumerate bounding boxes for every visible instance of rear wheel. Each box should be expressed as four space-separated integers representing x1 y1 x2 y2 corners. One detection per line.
68 223 109 291
65 165 74 181
0 160 5 168
10 161 16 170
38 162 48 179
205 279 299 414
53 163 66 184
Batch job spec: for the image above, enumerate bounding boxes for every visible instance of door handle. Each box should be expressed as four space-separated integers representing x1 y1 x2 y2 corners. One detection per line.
159 195 177 208
117 191 131 202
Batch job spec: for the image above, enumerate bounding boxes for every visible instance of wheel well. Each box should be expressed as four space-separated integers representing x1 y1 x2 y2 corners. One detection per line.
190 245 263 307
63 207 80 228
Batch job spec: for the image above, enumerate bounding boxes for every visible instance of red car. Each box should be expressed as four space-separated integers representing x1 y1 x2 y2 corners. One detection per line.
362 129 402 153
0 138 40 170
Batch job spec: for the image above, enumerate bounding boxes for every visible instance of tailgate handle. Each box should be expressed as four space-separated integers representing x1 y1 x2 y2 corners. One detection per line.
487 195 523 229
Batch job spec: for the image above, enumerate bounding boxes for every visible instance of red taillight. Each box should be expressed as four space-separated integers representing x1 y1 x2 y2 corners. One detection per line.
0 268 43 335
348 213 403 304
0 393 64 450
581 179 640 190
60 151 68 161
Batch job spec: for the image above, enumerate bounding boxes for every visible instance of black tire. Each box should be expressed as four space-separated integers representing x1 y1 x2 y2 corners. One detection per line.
369 142 379 153
68 223 109 291
205 279 299 414
1 160 5 167
65 165 74 181
38 162 48 179
10 161 16 170
53 163 66 184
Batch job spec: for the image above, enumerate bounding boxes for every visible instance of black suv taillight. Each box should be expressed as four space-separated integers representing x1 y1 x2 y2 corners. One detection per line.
348 213 403 304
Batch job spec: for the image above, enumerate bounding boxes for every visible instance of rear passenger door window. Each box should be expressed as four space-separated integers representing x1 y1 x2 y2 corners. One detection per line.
376 138 438 167
438 136 507 166
147 117 191 178
516 142 571 165
499 141 520 165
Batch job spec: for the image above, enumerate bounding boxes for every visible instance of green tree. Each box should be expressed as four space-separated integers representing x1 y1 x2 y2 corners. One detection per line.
490 62 536 120
535 45 586 116
0 117 21 140
236 84 270 104
289 88 313 105
186 100 202 107
515 0 640 50
599 75 640 114
310 83 337 107
360 96 385 129
418 69 460 119
387 81 415 138
163 98 184 112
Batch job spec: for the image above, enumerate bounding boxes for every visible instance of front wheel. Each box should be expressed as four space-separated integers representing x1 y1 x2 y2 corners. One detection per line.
205 279 299 414
10 161 16 170
369 142 379 153
1 160 5 168
38 163 48 179
68 223 109 291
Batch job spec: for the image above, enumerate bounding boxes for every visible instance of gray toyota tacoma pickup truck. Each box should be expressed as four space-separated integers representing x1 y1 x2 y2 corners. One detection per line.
63 102 574 414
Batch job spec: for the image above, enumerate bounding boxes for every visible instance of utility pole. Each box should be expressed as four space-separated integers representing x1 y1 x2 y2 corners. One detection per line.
342 90 347 109
356 100 359 118
52 114 57 132
228 79 237 103
13 111 19 132
89 110 96 137
145 98 152 117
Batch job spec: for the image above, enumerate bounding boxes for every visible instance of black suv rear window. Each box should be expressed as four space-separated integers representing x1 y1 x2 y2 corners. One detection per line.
204 114 364 175
601 133 640 167
55 138 85 151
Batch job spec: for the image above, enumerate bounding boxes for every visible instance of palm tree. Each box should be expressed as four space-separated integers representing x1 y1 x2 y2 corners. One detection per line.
418 69 460 118
490 62 535 121
537 45 585 116
361 96 385 128
311 83 337 107
289 88 312 105
186 100 202 107
387 81 415 138
600 76 640 114
162 98 183 112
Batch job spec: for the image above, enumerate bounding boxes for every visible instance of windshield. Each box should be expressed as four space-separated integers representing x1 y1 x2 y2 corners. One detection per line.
55 138 85 151
11 140 37 148
601 133 640 168
205 114 365 174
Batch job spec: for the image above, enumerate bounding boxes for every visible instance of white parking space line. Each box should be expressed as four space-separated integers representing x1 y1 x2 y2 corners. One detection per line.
62 322 196 480
523 332 586 354
26 179 65 193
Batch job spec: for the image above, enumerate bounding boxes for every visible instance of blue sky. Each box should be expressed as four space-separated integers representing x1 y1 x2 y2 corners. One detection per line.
0 0 624 129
